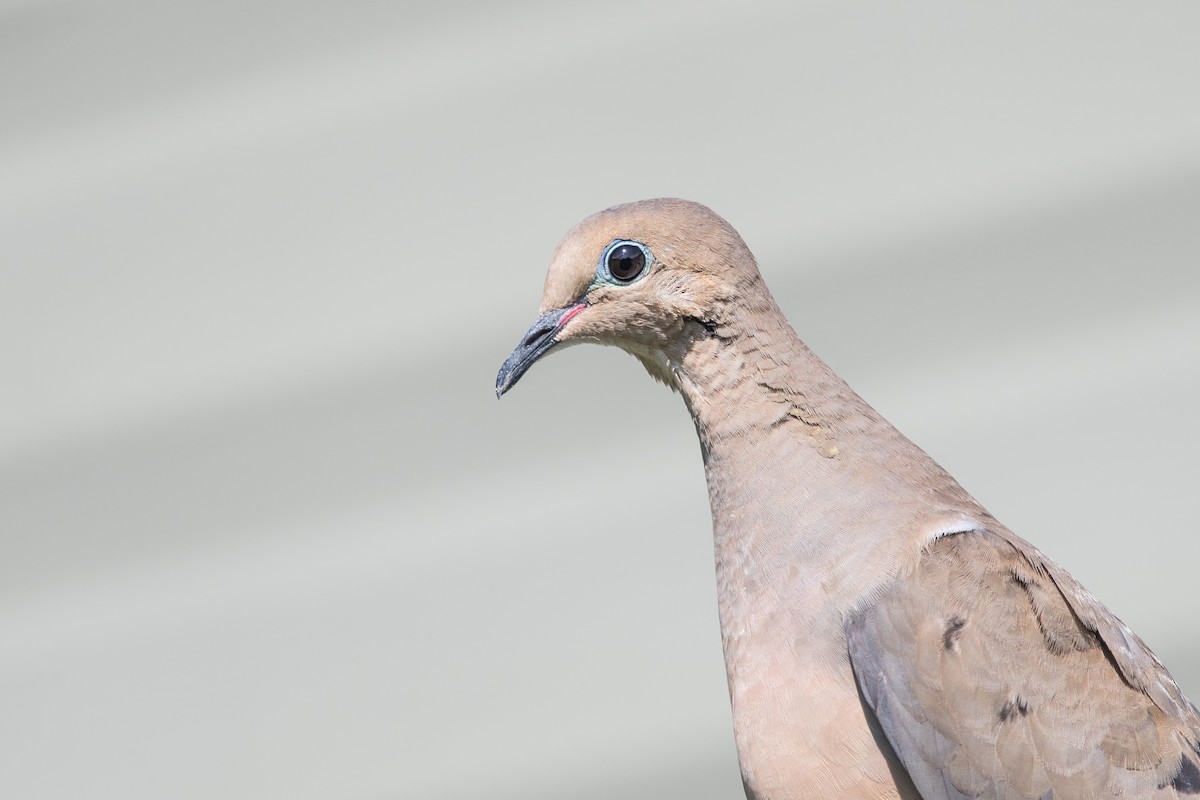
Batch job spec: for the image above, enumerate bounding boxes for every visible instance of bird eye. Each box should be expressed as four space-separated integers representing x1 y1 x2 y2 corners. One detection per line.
604 241 649 283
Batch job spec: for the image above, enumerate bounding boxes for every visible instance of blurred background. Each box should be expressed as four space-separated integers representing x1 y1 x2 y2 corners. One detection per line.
2 1 1199 798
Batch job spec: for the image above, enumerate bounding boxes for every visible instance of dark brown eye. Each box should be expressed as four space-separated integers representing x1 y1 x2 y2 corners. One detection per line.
606 242 647 282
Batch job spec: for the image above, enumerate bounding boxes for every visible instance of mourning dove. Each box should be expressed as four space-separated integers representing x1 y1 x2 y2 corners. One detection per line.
495 198 1200 799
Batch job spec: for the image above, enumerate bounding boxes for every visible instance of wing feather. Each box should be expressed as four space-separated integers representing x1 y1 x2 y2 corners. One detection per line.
847 529 1200 799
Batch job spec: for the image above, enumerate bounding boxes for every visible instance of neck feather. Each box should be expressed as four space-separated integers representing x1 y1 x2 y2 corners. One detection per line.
664 293 985 614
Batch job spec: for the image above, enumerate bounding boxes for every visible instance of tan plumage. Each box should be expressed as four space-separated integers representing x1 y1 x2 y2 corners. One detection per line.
849 531 1199 799
496 198 1200 799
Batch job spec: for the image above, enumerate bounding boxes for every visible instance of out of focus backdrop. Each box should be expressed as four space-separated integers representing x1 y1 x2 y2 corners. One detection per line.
2 2 1199 798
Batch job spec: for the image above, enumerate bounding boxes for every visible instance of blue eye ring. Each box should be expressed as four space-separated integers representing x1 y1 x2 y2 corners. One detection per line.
599 239 652 284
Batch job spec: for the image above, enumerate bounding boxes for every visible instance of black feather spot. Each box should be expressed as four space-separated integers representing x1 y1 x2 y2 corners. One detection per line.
685 315 718 336
942 617 966 651
1173 756 1200 794
998 696 1029 723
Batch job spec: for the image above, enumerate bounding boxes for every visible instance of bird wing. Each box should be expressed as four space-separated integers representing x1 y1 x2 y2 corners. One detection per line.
845 528 1200 799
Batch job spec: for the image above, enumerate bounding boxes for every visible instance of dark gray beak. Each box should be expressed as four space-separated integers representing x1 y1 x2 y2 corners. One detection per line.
495 303 585 397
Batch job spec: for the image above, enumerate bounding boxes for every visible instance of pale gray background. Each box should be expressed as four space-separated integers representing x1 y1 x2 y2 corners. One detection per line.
2 2 1199 798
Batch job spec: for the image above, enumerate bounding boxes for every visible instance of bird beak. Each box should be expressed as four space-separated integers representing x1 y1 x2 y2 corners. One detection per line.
495 303 586 397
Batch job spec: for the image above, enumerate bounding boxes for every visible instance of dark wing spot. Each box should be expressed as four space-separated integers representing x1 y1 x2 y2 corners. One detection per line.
942 617 966 651
1008 565 1092 655
1173 756 1200 794
685 315 720 337
998 695 1030 723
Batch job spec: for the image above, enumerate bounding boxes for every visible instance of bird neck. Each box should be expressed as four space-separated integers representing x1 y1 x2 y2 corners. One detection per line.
671 297 983 615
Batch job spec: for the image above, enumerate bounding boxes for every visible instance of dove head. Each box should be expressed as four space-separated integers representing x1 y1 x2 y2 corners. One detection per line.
496 198 764 396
